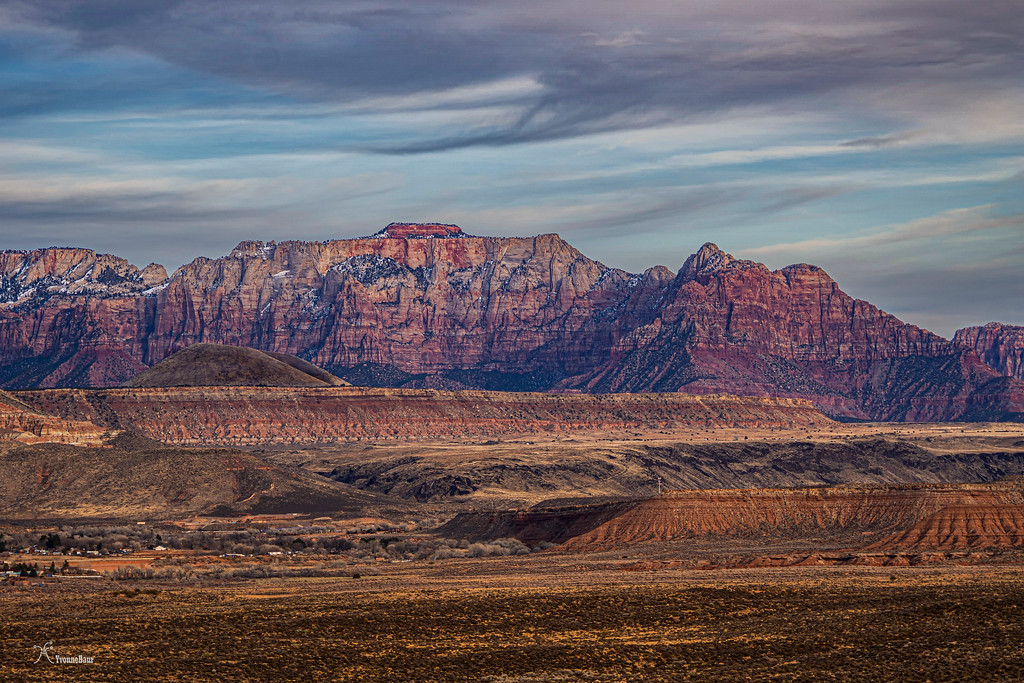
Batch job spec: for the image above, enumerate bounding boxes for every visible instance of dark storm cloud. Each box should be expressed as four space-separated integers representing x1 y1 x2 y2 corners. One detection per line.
6 0 1023 151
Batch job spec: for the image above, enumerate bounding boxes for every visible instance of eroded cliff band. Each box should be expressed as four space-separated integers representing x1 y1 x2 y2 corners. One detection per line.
1 226 1022 422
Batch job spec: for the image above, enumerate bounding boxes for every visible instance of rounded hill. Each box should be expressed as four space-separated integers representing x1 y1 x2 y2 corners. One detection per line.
124 343 350 388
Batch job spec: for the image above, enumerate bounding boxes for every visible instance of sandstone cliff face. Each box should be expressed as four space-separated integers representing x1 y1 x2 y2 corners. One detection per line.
561 244 1020 421
0 230 1020 421
0 247 155 387
955 323 1024 381
145 232 629 380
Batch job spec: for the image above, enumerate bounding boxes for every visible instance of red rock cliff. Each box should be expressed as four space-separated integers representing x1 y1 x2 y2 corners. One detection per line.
561 244 1021 421
15 387 831 446
0 232 1021 422
955 323 1024 381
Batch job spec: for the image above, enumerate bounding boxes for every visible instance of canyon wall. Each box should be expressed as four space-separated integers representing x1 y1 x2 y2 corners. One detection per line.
955 323 1024 382
1 225 1021 421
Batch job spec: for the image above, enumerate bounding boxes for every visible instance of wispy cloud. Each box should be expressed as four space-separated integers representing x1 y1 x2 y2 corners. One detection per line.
6 1 1024 150
1 0 1022 333
0 140 105 166
745 205 1024 257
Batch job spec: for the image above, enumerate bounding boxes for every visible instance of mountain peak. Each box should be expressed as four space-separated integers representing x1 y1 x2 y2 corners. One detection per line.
679 242 735 279
372 223 467 239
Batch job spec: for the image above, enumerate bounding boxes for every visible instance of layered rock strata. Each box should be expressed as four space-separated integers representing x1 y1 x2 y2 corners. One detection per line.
0 389 109 445
955 323 1024 381
14 387 831 446
1 228 1021 421
441 482 1024 553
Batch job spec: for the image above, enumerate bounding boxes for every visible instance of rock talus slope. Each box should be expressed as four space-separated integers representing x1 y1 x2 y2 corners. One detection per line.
1 227 1021 421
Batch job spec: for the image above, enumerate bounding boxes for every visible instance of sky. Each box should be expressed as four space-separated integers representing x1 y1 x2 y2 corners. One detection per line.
1 0 1022 336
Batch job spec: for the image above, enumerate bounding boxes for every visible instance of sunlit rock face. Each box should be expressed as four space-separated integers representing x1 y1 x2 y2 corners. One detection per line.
0 232 1021 422
955 323 1024 381
15 387 831 447
370 223 468 239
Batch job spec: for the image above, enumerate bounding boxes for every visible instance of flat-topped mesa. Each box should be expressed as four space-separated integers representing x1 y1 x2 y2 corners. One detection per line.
371 222 468 239
14 388 831 446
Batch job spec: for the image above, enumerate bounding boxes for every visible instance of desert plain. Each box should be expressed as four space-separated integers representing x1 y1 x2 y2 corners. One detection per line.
3 416 1024 681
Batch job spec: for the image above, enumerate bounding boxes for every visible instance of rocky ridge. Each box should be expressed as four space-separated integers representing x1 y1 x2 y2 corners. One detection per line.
955 323 1024 382
319 436 1024 505
0 227 1021 421
13 387 830 446
0 436 409 521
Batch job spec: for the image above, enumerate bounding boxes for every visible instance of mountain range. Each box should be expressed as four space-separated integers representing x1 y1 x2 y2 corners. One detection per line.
1 222 1021 422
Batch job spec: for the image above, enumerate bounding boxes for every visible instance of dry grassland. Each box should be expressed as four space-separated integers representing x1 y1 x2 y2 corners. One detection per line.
2 559 1023 681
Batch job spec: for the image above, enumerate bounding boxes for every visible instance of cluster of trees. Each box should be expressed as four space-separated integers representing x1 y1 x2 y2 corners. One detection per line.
0 527 168 554
0 560 71 576
108 561 381 582
2 561 40 577
2 525 546 565
430 537 533 559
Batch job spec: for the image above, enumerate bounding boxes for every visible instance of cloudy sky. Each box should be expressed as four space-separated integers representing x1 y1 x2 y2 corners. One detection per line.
1 0 1022 335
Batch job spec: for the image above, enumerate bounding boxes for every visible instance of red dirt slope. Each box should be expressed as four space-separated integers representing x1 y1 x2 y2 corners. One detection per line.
0 389 109 445
865 504 1024 551
442 483 1024 554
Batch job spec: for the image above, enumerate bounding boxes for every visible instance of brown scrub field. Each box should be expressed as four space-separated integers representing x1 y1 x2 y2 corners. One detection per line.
2 558 1024 681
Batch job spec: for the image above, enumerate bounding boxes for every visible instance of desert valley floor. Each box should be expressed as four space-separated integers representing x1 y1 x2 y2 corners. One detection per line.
3 399 1024 680
3 562 1024 681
